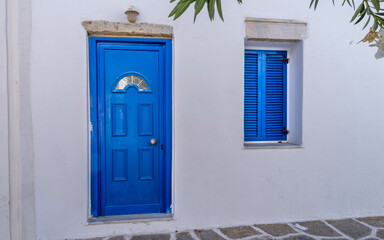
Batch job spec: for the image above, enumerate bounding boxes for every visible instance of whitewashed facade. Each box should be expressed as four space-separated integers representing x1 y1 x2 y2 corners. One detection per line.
1 0 384 239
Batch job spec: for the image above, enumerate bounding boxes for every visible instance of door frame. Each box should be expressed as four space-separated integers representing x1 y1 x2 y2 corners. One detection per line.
89 37 172 218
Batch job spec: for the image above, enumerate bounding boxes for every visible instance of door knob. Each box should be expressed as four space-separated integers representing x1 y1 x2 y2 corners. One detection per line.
150 139 157 145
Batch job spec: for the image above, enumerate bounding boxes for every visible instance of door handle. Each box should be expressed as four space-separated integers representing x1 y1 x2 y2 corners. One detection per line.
150 139 157 145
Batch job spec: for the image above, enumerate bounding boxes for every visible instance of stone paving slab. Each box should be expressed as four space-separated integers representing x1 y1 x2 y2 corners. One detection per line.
194 230 225 240
376 229 384 239
74 238 105 240
108 236 125 240
256 223 297 237
176 232 194 240
294 221 340 237
131 234 170 240
320 238 348 240
220 226 262 239
248 237 274 240
327 219 371 239
282 235 315 240
357 217 384 228
72 216 384 240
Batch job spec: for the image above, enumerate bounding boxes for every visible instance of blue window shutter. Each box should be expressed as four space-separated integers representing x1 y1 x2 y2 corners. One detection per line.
261 51 287 141
244 50 261 141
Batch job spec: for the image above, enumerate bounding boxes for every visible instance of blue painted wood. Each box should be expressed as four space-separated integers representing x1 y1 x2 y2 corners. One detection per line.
112 149 129 181
244 50 287 142
89 37 99 217
244 50 261 141
261 51 287 141
111 104 127 136
139 147 154 180
89 37 172 217
164 40 172 214
138 104 154 136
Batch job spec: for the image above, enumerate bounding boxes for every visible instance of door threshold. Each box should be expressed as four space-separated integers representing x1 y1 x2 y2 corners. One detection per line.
88 213 174 224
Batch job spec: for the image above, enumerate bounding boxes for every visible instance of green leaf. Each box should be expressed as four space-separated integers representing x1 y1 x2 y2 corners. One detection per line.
341 0 355 8
372 0 381 12
169 0 193 17
314 0 320 9
363 15 371 29
350 2 364 22
376 15 384 26
373 19 379 30
310 0 315 9
169 0 241 22
194 0 206 22
377 15 384 21
169 4 180 17
173 0 194 20
345 0 351 8
207 0 215 20
169 0 190 17
354 8 367 24
367 6 373 15
216 0 224 21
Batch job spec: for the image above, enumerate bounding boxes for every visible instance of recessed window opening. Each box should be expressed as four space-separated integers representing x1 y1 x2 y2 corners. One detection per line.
244 49 288 143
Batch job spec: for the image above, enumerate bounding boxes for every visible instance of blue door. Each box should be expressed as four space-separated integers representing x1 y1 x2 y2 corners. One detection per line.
90 38 172 216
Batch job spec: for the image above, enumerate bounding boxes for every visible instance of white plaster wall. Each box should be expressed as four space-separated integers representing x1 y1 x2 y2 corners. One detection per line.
6 0 36 238
17 0 36 237
0 0 10 238
30 0 384 239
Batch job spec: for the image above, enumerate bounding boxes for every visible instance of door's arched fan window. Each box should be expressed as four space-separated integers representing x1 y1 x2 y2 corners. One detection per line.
114 75 150 92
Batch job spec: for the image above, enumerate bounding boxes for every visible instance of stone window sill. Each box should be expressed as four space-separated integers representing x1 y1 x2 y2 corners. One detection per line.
87 213 174 225
243 142 303 149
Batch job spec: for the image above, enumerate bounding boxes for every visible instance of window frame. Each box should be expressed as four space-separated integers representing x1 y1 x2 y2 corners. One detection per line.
244 49 288 144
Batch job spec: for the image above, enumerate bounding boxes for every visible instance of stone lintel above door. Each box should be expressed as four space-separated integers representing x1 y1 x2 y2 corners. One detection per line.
82 20 173 38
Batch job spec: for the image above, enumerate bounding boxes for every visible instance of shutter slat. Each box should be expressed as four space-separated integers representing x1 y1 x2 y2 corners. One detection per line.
262 52 287 141
244 51 260 141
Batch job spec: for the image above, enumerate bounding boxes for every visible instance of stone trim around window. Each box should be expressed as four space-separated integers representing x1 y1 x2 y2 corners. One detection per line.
245 18 307 42
82 20 173 38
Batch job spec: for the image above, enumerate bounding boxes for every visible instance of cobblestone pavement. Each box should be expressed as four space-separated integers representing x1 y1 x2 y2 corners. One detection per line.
74 216 384 240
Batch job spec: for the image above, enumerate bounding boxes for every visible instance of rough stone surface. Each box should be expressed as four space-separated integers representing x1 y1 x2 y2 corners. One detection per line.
82 21 173 38
294 221 340 237
357 217 384 228
194 230 225 240
74 238 104 240
320 239 348 240
377 229 384 239
131 234 170 240
176 232 194 240
245 18 307 42
71 216 384 240
256 223 297 237
327 219 371 239
220 226 261 239
108 236 125 240
249 237 274 240
75 237 104 240
282 235 315 240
